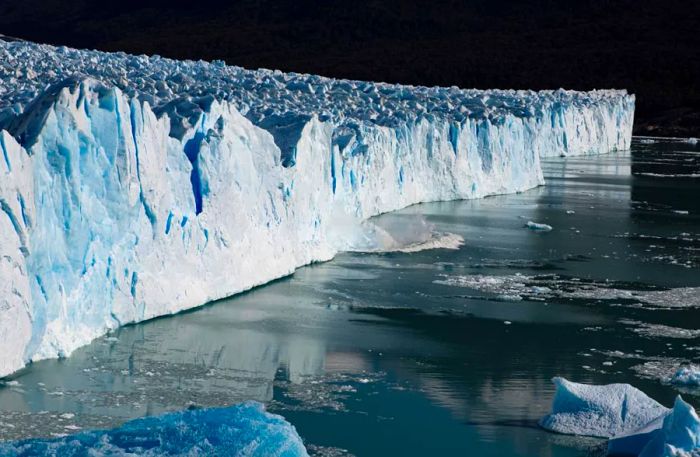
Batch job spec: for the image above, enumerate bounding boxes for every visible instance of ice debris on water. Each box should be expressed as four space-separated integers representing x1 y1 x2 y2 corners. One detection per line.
434 273 700 310
526 221 553 231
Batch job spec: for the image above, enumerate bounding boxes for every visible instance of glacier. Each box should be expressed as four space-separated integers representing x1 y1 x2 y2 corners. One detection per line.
0 401 309 456
0 39 634 377
541 378 700 456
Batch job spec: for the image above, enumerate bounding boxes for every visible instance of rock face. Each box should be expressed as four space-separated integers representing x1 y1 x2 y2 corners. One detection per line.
0 39 635 377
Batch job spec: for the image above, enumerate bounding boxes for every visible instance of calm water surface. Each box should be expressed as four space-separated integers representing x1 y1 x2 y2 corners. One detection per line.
1 138 699 456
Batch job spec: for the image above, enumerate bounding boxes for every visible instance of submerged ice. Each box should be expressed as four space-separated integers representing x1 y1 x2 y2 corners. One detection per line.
0 39 635 377
0 402 309 456
541 378 700 456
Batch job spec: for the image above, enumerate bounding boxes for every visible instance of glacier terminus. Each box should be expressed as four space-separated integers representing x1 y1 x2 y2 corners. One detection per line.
0 39 634 378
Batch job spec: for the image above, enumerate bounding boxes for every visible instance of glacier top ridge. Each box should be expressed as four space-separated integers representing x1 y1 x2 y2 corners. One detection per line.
0 39 631 147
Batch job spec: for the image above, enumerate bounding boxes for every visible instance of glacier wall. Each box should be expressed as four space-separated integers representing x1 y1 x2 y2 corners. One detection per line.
0 40 634 377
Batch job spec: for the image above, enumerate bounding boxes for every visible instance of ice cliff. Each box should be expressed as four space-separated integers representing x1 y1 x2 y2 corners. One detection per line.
0 39 635 377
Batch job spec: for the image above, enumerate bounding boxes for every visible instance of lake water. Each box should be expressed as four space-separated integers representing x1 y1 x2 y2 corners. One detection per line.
1 138 699 456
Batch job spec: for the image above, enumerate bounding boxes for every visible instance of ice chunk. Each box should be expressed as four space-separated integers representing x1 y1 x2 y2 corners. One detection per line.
636 396 700 457
539 377 669 438
0 402 309 456
608 397 700 456
526 221 553 231
542 378 700 456
671 365 700 388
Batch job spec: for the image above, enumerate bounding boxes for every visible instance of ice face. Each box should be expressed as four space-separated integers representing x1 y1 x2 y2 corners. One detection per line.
0 401 309 456
539 377 669 438
0 39 635 377
609 396 700 457
637 396 700 457
526 221 553 231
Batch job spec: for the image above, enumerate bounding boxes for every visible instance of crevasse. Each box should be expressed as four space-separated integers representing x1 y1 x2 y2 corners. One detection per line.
0 40 634 377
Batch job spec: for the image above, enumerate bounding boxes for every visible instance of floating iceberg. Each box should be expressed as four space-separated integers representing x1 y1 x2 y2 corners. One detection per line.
539 377 668 438
0 39 635 377
541 377 700 456
671 366 700 388
0 402 308 456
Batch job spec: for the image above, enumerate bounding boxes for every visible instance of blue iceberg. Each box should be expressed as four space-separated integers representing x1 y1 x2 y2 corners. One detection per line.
637 396 700 457
541 377 700 456
0 402 309 457
670 365 700 388
539 377 668 439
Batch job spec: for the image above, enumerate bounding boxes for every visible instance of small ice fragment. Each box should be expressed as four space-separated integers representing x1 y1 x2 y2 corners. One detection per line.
670 365 700 387
566 210 576 215
673 210 689 215
526 221 552 231
504 321 512 325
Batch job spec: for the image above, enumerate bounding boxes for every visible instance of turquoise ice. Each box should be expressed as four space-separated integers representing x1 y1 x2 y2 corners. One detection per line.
0 402 308 457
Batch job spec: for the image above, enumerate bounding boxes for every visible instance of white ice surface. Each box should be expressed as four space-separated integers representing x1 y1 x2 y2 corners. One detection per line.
539 377 669 439
0 39 634 377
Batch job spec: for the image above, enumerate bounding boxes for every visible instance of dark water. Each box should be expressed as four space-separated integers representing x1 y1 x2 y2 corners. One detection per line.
1 138 699 456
